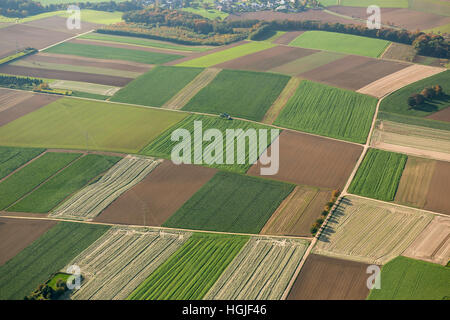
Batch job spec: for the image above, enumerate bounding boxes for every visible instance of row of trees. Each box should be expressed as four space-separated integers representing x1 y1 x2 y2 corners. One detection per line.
407 85 445 108
0 0 144 18
310 189 340 236
0 75 42 89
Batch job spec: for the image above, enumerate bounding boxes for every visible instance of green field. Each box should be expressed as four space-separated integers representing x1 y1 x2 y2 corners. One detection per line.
141 114 279 173
379 70 449 117
59 10 123 24
349 149 407 201
0 152 81 210
163 172 294 234
44 42 183 64
128 233 249 300
111 66 204 107
368 256 450 299
79 33 211 52
274 80 377 143
177 41 275 67
0 146 45 179
8 154 121 213
289 31 390 58
340 0 408 7
181 7 229 20
0 98 187 153
0 222 110 300
183 69 290 121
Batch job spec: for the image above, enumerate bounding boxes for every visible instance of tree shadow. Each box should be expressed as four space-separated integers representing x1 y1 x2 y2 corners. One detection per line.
411 94 449 113
317 197 351 244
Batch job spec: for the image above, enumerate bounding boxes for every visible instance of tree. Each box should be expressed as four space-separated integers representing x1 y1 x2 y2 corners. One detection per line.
413 93 425 105
433 84 443 97
421 87 435 99
407 96 417 108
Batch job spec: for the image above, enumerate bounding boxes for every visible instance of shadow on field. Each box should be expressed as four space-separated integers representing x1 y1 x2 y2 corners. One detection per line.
411 94 449 113
317 197 351 243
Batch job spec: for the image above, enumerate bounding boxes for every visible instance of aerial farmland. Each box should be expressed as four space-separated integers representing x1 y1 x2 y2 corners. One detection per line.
0 0 449 308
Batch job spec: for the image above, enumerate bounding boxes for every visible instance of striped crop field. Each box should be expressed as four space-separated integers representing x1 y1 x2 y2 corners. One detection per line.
0 146 45 180
69 227 190 300
8 154 121 213
127 233 249 300
50 156 162 220
204 237 309 300
313 196 433 265
348 148 407 201
0 152 81 210
141 114 279 173
274 80 377 143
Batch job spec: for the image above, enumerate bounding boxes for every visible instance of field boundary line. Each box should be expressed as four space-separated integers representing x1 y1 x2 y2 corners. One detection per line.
3 154 86 211
0 213 314 240
0 149 47 184
38 29 95 52
380 42 393 59
0 87 365 148
346 193 450 218
162 67 221 110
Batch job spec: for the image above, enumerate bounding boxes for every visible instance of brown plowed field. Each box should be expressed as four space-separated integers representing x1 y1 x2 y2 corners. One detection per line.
272 31 305 45
164 41 248 66
0 65 133 86
0 88 34 112
226 10 363 25
395 157 436 208
0 93 60 126
403 216 450 266
0 217 56 266
426 107 450 122
25 53 153 73
300 55 409 90
69 38 191 55
0 24 74 59
261 186 331 237
287 254 371 300
95 161 217 226
214 45 317 71
23 16 98 34
328 6 450 31
424 160 450 216
247 130 363 189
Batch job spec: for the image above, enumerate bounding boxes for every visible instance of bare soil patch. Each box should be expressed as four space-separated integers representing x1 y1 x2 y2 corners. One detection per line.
0 24 73 59
300 55 408 91
227 10 363 25
215 45 317 71
424 160 450 216
0 217 56 266
287 254 371 300
328 6 450 31
0 93 60 127
0 65 133 86
0 88 34 112
23 16 98 35
357 64 445 98
95 160 217 226
403 216 449 266
426 107 450 122
272 31 305 45
25 53 153 73
247 130 363 189
261 186 331 237
395 157 436 208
